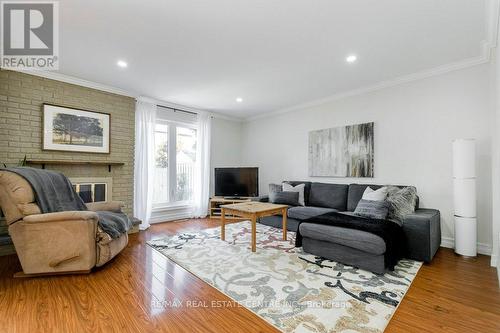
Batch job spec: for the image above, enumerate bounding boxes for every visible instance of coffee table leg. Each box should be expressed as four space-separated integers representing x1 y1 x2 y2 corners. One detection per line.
282 208 287 241
221 208 226 241
251 214 256 252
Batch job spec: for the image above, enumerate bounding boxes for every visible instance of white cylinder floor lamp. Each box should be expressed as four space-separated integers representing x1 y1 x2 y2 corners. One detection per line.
452 139 477 257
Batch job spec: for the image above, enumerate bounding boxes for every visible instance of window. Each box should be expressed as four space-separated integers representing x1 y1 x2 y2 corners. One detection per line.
175 126 197 201
153 123 169 204
153 121 197 207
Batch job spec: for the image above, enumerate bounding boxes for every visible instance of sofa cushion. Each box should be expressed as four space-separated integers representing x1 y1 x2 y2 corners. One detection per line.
362 186 388 201
354 199 390 219
308 183 348 210
347 184 383 211
348 184 420 211
282 183 305 206
284 181 312 206
271 191 300 206
386 186 417 222
287 206 337 220
259 215 300 232
299 223 386 255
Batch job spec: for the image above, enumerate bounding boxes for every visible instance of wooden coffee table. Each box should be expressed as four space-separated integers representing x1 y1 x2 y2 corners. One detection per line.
220 202 288 252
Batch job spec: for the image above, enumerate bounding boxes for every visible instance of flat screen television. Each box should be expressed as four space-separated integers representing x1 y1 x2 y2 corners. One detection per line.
214 167 259 198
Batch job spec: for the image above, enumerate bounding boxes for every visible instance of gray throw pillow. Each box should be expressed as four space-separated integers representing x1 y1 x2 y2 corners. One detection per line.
271 191 300 206
268 183 282 203
354 199 390 220
282 183 306 206
386 186 417 222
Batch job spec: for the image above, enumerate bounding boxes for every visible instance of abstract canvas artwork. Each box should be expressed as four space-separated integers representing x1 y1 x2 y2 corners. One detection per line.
308 122 374 177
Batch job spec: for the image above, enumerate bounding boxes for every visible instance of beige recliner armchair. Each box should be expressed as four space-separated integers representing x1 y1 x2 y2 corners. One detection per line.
0 170 128 277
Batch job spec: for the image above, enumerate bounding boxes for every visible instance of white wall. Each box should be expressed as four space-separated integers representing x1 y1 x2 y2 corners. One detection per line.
492 45 500 268
210 117 243 195
240 64 494 251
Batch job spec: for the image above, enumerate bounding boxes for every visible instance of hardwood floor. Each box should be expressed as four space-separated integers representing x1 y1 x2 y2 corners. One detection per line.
0 218 499 333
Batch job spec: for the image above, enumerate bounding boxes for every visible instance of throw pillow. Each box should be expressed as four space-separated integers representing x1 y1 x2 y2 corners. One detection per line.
268 183 282 203
386 186 417 222
282 183 306 206
354 199 390 220
271 191 300 206
362 186 388 201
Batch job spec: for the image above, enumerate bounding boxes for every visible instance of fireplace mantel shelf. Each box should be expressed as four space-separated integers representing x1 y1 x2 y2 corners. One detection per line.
26 160 125 172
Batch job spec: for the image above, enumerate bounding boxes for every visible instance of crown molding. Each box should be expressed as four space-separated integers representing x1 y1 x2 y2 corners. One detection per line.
246 0 500 122
245 52 491 122
14 69 138 97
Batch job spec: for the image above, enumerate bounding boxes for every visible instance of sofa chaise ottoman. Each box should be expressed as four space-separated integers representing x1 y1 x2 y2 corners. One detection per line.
259 181 441 273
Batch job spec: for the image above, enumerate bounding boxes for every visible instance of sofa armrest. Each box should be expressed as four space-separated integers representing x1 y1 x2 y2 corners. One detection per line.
402 208 441 262
86 201 124 213
10 211 98 274
23 211 99 223
404 209 440 223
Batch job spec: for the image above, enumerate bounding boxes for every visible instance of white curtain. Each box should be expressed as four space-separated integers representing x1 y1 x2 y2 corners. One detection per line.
133 98 157 230
192 111 212 218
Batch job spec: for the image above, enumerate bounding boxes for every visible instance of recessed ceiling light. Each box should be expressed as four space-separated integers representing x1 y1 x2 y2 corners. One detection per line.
117 60 128 68
236 97 243 103
346 55 357 63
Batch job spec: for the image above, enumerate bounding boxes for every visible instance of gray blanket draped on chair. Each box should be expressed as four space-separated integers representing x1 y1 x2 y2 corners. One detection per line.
5 167 131 239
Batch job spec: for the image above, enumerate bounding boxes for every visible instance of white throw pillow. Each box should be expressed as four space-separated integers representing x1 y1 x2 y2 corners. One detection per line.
362 186 388 201
282 183 306 206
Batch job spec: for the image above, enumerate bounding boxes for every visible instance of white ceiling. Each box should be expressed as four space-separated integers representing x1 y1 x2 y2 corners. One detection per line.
56 0 489 118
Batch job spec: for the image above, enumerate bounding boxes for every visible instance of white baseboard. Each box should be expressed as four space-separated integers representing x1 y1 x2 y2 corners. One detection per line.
492 254 498 267
497 260 500 285
440 237 492 256
494 254 500 284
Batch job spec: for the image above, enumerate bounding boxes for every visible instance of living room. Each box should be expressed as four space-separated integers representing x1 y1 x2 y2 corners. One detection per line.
1 1 500 332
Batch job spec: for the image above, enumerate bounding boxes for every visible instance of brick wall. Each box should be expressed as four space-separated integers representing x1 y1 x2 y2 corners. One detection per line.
0 70 135 219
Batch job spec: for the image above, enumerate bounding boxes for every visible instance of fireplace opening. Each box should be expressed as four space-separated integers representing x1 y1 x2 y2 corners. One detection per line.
70 178 112 204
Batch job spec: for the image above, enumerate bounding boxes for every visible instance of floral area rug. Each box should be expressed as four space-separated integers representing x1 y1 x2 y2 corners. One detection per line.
147 221 421 333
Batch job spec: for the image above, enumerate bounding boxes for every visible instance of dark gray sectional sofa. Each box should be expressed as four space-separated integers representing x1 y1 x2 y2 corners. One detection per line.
259 181 441 274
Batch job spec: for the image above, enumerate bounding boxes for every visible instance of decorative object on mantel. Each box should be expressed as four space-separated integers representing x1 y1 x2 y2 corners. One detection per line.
26 160 124 172
2 155 27 168
43 104 111 154
308 122 374 177
453 139 477 257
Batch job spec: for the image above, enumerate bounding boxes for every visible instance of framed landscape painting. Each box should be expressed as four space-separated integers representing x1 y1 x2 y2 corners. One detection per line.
42 104 110 154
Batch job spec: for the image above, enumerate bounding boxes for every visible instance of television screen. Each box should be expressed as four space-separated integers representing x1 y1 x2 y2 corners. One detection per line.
214 167 259 197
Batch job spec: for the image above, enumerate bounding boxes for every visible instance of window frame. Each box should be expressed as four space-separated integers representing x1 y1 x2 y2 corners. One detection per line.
153 119 197 210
